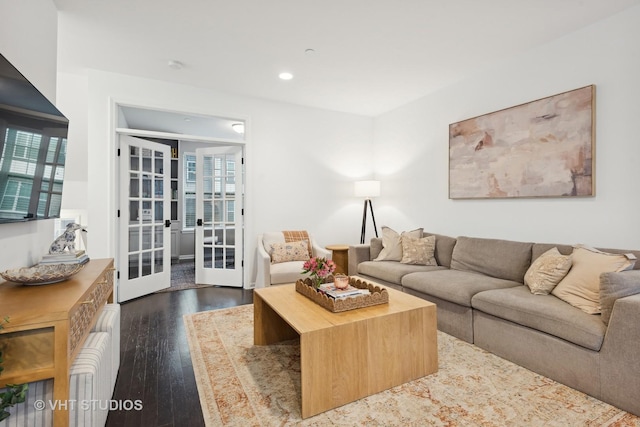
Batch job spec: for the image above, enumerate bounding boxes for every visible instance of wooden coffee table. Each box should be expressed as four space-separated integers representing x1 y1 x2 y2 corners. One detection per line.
253 282 438 418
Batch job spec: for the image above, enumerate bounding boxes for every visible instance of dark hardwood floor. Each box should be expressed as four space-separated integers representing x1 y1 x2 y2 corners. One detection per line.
105 286 253 427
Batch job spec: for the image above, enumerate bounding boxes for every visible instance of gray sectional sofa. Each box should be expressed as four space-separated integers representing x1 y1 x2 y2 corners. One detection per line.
348 232 640 417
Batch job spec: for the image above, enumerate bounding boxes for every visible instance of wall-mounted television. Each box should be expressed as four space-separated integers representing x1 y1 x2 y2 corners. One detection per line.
0 53 69 223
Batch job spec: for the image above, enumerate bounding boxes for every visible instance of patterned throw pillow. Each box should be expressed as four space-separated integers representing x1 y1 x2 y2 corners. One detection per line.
524 247 572 295
400 235 438 266
374 226 423 262
552 245 636 314
270 241 310 264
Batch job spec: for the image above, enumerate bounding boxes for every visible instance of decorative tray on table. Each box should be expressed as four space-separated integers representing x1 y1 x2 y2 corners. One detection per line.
0 263 84 285
295 276 389 313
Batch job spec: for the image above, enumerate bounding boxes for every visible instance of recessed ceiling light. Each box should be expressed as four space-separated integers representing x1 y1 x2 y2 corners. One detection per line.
183 117 191 122
168 60 184 70
278 72 293 81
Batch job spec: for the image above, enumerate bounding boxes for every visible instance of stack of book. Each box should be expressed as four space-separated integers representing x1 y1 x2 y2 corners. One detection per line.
318 282 370 299
40 250 90 265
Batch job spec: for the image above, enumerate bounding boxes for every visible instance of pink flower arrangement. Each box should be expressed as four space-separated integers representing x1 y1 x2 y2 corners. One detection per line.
302 257 336 288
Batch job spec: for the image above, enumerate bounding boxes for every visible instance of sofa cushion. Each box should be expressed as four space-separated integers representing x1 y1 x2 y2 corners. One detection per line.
423 232 457 268
401 270 521 307
374 227 423 261
270 261 308 284
599 270 640 325
524 247 572 295
370 238 383 260
401 235 437 265
472 286 606 351
270 240 310 264
450 236 533 282
357 261 444 285
551 245 636 314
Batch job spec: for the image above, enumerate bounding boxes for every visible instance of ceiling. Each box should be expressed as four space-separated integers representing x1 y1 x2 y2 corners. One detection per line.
54 0 640 118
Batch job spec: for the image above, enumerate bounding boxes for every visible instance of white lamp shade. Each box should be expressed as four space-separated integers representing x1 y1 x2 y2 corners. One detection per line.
354 180 380 198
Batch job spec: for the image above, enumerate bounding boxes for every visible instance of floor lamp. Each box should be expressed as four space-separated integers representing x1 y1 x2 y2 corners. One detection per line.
355 180 380 244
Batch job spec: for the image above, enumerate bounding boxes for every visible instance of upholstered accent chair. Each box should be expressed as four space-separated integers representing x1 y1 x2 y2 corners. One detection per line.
255 231 331 287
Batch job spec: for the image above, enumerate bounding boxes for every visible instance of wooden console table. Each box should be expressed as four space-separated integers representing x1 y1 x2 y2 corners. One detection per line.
0 258 114 427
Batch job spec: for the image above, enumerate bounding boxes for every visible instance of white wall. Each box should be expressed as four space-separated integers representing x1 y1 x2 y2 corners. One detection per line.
373 5 640 249
57 70 374 287
0 0 59 271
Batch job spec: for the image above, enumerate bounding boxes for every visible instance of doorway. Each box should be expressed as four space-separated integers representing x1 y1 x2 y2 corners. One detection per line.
115 105 247 301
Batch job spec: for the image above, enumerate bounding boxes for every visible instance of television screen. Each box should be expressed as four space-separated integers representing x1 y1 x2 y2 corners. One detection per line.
0 53 69 223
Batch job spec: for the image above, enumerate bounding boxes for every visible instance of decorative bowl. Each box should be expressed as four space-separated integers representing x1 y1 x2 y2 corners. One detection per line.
0 263 84 285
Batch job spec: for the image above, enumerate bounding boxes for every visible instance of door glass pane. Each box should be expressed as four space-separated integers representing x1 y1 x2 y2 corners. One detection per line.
204 177 213 197
154 201 163 222
129 227 139 252
142 148 152 172
204 228 213 245
142 201 152 223
204 200 213 223
130 146 139 171
226 200 235 222
214 201 223 222
154 178 163 198
214 178 222 198
142 252 152 276
154 226 163 248
130 173 139 198
226 227 235 246
214 228 223 247
142 175 151 198
225 248 235 269
226 177 235 198
204 246 212 268
142 226 152 250
128 254 139 279
129 200 139 223
154 151 164 174
215 247 223 269
155 250 163 273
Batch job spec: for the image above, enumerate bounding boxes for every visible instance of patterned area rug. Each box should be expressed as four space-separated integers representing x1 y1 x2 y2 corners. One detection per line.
183 305 639 426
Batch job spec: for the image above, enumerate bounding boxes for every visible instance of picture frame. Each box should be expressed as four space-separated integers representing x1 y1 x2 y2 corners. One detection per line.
448 85 595 199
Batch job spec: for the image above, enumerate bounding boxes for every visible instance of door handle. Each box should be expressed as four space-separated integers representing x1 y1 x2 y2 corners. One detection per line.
165 219 171 228
197 218 203 226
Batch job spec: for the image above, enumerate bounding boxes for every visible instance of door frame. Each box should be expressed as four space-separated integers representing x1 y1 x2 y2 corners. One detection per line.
114 125 247 300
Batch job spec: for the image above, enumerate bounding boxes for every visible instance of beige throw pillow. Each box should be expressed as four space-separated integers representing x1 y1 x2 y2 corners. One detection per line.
374 226 423 262
524 247 572 295
401 235 438 266
551 245 636 314
270 240 310 264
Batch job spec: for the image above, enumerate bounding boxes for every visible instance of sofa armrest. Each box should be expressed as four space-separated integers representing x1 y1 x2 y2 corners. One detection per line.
600 292 640 415
348 244 371 275
255 235 271 288
600 270 640 325
310 239 331 259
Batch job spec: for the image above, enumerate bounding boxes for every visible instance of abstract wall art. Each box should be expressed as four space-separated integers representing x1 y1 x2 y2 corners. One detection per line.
449 85 595 199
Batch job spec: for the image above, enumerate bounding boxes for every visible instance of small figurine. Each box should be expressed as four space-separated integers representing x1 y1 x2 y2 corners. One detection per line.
49 223 86 254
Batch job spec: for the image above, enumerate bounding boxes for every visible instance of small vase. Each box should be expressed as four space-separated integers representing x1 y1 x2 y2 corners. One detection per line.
312 276 323 289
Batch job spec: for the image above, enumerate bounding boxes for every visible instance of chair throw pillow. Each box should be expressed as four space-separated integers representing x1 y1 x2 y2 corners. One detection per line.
551 245 636 314
599 270 640 326
270 240 310 264
401 235 438 266
524 247 572 295
374 226 423 262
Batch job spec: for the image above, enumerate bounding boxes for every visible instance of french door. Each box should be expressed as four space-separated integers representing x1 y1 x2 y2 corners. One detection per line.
194 145 243 287
118 135 171 301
